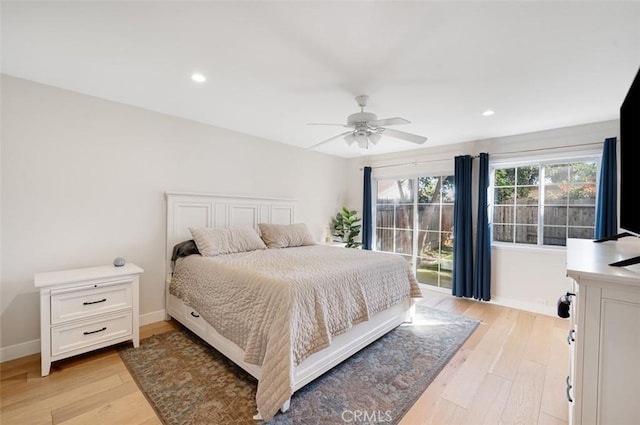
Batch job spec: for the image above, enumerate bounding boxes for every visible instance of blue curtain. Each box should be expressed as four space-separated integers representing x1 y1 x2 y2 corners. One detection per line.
362 166 373 250
452 155 474 298
595 137 618 239
473 153 491 301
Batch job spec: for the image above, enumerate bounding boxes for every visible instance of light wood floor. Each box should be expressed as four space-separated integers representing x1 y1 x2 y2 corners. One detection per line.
1 292 569 425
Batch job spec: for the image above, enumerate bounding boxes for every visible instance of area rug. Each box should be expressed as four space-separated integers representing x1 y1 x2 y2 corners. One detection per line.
119 305 479 425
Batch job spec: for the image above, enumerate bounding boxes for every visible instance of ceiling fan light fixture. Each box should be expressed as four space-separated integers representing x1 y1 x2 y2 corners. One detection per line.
355 133 368 148
344 133 356 146
368 132 382 145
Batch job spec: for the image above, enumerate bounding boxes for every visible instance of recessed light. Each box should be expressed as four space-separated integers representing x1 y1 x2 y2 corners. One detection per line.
482 110 495 116
191 73 206 83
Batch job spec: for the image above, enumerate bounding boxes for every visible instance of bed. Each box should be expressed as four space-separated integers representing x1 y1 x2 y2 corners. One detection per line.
164 192 422 421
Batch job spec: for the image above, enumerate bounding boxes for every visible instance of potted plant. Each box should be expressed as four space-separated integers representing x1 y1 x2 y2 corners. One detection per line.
332 207 362 248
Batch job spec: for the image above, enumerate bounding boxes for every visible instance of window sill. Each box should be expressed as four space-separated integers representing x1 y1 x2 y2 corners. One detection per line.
491 242 566 254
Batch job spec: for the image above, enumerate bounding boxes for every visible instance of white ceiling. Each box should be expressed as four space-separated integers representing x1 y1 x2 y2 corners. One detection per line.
2 1 639 158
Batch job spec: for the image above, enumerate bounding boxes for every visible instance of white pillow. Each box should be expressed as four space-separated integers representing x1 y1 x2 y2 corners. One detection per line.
258 223 316 249
189 226 266 257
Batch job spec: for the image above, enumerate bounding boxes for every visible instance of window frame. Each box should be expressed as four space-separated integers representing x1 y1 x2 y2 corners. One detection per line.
490 153 601 248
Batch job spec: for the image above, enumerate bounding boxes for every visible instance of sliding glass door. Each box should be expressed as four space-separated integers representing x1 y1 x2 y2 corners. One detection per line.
375 175 454 289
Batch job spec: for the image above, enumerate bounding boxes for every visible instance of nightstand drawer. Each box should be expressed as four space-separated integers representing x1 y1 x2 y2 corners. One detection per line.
50 280 133 324
51 311 133 356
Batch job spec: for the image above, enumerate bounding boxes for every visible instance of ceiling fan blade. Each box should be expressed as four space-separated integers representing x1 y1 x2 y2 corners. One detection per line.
370 117 411 127
381 128 428 144
307 131 354 150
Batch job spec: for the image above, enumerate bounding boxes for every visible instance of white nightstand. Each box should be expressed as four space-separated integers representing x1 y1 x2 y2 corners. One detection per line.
35 263 144 377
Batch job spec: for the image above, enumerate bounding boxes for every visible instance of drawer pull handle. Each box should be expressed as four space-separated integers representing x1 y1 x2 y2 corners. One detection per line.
83 327 107 335
567 329 575 345
190 311 200 318
566 376 573 403
83 298 107 305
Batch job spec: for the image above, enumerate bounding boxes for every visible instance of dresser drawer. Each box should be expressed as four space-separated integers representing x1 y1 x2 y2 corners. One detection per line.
50 280 133 324
51 311 133 356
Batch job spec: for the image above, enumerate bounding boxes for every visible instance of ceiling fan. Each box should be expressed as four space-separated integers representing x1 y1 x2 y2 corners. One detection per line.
307 95 428 150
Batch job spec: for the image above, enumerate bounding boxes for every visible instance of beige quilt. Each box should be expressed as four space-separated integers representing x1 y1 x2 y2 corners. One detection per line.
169 244 422 421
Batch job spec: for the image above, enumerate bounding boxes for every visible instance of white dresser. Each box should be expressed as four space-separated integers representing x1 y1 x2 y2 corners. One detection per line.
35 263 143 377
565 238 640 425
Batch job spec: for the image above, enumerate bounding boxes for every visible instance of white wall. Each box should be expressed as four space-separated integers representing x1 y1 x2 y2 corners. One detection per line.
0 75 348 360
346 120 619 316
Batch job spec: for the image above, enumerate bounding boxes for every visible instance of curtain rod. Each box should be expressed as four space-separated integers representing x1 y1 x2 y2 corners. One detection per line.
361 140 606 171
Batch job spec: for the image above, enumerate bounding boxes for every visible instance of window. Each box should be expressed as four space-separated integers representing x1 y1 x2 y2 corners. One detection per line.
375 175 454 289
492 160 598 247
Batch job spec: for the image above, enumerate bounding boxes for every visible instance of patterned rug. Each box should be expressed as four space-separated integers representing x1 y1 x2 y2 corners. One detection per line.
119 305 479 425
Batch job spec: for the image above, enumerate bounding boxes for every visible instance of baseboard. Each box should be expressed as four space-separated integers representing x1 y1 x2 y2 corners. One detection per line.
419 285 558 317
139 309 167 326
0 339 40 363
491 295 557 317
1 310 168 363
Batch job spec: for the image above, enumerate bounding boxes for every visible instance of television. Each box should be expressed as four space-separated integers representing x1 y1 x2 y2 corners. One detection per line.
620 66 640 238
606 65 640 266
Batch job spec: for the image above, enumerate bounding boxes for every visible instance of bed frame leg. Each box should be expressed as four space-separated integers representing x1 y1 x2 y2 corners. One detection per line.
407 301 416 323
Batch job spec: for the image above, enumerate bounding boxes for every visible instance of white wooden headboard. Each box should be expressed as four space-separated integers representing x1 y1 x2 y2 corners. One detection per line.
165 192 297 278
